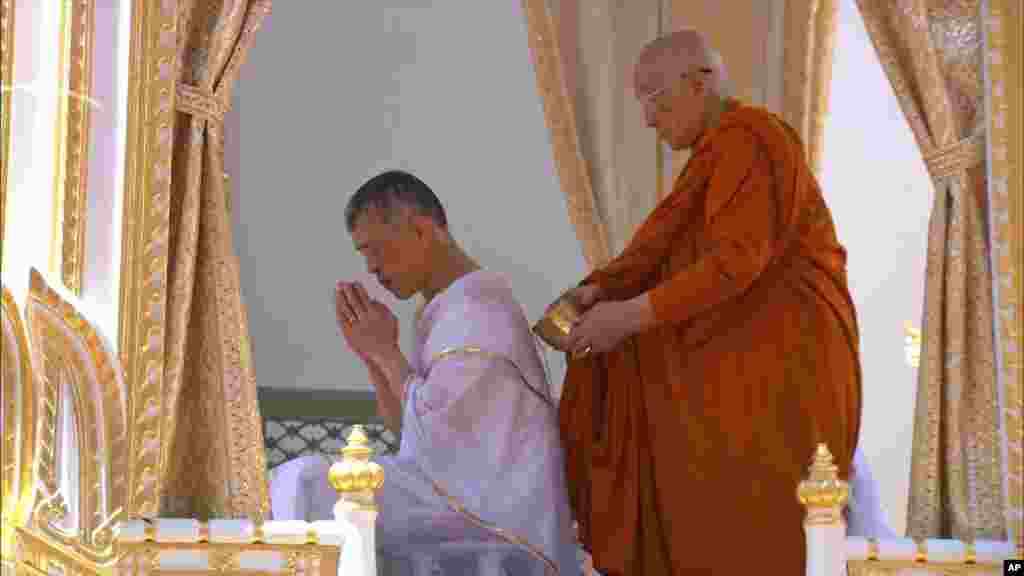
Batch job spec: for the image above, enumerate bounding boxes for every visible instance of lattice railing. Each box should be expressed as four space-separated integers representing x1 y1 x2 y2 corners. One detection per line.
263 417 397 469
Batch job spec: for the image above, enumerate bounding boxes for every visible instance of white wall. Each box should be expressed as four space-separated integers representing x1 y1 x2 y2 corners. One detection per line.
233 2 586 393
820 0 933 536
3 1 62 305
81 0 131 344
3 1 128 346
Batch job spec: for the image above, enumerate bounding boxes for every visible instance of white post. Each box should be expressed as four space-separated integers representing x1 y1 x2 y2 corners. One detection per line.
329 426 385 576
797 444 849 576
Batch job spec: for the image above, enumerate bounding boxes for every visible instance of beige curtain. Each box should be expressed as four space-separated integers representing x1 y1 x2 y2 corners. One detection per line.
856 0 1004 540
566 0 669 258
524 0 670 269
526 0 841 267
781 0 840 175
159 0 272 520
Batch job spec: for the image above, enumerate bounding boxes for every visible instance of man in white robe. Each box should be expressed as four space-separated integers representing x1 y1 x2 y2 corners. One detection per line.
272 170 580 575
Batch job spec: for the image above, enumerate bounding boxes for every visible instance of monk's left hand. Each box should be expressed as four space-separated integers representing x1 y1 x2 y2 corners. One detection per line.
567 299 648 357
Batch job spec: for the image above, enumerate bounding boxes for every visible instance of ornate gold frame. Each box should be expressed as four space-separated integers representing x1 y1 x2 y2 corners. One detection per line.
118 0 177 519
23 268 128 565
56 0 96 295
986 0 1022 550
1 288 37 562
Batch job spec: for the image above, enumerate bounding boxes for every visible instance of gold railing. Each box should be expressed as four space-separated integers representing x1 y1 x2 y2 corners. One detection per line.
799 444 1016 575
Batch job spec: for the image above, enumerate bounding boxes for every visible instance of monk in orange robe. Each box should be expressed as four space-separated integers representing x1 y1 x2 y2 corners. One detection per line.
558 29 862 575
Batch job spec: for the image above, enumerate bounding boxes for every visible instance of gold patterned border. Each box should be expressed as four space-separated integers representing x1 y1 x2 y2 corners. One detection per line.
58 1 96 295
426 475 558 575
118 0 177 518
985 0 1022 553
1 288 37 562
0 0 14 263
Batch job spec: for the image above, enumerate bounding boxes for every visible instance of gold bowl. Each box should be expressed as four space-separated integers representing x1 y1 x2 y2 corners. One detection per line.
532 292 584 352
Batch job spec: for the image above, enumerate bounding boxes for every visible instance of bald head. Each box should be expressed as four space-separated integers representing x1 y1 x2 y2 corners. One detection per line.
634 28 728 100
631 29 731 150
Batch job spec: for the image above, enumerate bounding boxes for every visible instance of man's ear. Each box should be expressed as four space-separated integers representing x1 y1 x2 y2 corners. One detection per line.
411 214 433 241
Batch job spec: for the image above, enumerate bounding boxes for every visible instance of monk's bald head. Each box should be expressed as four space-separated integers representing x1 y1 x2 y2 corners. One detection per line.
633 28 729 150
634 28 723 99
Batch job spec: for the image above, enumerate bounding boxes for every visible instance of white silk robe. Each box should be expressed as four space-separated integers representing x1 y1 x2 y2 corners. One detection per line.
273 270 581 575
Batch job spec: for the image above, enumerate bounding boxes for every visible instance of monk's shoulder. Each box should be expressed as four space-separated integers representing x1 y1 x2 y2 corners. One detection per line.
717 105 802 153
703 120 762 167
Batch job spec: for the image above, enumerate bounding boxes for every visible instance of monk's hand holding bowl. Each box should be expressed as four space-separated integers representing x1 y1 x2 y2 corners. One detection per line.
564 284 603 311
567 295 655 358
532 284 604 353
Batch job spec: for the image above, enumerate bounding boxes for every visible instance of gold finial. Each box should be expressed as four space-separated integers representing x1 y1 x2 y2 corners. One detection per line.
328 426 385 502
797 443 849 526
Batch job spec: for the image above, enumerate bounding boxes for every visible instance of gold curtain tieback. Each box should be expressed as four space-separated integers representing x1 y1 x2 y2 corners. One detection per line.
922 132 985 182
175 82 227 125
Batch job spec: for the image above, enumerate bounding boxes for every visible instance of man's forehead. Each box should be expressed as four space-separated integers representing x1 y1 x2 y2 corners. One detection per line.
351 207 388 237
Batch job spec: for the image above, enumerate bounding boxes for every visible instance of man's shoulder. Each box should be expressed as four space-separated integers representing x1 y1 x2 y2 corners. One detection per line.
428 272 530 339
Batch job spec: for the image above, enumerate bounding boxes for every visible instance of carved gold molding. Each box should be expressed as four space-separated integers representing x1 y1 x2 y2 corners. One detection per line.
117 542 337 576
985 0 1022 552
24 268 128 564
847 560 1000 575
118 0 176 518
15 527 110 576
116 518 343 576
0 0 13 262
57 0 96 295
1 288 37 563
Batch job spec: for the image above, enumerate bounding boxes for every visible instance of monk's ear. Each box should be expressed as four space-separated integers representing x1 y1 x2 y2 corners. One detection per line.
689 73 708 96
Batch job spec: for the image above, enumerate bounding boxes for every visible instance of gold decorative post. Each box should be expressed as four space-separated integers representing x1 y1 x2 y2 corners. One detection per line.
798 444 849 576
328 426 385 508
798 443 850 525
328 426 384 574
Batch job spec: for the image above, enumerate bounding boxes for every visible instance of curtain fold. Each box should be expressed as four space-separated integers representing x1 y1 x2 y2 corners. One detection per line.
159 0 272 520
526 0 839 267
781 0 840 176
523 0 610 270
524 0 669 269
856 0 1004 540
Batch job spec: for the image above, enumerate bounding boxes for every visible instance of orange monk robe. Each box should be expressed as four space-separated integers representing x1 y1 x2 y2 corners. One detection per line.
559 100 862 575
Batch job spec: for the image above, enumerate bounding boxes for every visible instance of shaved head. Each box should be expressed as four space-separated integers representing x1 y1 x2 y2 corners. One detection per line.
633 28 730 150
634 28 726 99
